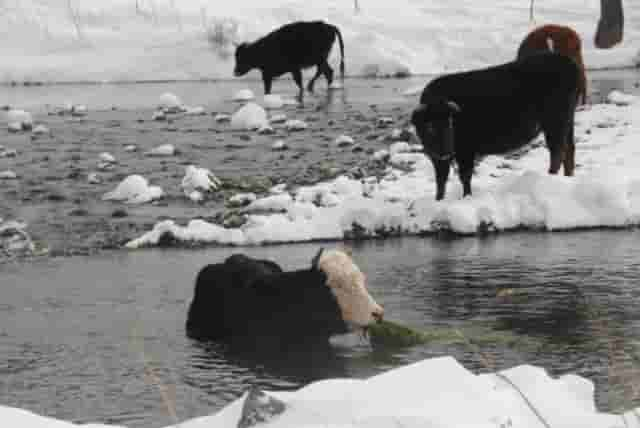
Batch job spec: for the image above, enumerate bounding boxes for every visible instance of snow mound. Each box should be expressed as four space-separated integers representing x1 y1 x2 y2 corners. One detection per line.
127 100 640 248
185 106 206 116
196 356 639 428
102 175 163 204
158 92 184 113
98 152 115 163
233 89 255 102
0 170 18 179
231 102 268 130
270 113 287 124
272 140 288 151
263 94 284 109
0 220 37 256
32 124 49 135
607 90 637 106
146 144 176 157
335 135 355 146
5 355 636 428
6 109 33 131
181 165 221 201
285 119 308 131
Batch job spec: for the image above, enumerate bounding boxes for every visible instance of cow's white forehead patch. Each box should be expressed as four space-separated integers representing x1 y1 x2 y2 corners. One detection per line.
317 249 383 327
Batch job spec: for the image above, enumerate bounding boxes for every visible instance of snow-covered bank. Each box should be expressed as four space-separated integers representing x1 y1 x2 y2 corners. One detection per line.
1 0 639 83
3 356 640 428
126 95 640 248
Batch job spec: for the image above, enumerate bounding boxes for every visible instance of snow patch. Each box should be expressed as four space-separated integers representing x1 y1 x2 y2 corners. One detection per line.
231 102 268 131
102 175 163 204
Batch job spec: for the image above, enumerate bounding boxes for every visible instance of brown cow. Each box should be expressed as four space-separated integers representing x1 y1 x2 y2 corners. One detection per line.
518 24 587 105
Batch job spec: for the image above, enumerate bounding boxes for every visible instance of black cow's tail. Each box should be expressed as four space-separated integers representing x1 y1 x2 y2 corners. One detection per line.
333 25 345 79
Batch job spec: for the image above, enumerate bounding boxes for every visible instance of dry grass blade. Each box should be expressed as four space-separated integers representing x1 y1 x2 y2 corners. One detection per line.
453 329 552 428
130 323 181 428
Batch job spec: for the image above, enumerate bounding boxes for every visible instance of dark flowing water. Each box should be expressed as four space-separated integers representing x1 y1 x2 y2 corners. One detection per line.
3 232 640 427
1 69 640 427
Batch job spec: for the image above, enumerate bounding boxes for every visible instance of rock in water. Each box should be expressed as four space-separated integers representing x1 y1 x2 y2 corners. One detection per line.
237 387 286 428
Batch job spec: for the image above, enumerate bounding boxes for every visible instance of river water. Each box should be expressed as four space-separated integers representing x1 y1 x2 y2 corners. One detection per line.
1 69 640 427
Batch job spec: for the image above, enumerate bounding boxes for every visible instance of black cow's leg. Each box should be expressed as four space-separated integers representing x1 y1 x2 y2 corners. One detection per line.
262 73 273 95
457 155 474 198
542 112 571 175
433 159 451 201
307 66 323 93
562 114 576 176
291 69 304 102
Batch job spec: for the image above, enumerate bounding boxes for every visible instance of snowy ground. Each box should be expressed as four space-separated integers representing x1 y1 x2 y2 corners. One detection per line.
1 0 639 83
4 356 640 428
127 90 640 248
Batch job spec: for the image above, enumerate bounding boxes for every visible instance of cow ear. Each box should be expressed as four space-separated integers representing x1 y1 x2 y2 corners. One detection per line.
446 100 461 114
311 248 325 270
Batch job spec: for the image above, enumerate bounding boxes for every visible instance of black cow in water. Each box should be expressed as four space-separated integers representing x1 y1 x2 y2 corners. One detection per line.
410 52 580 201
186 248 383 345
233 21 345 100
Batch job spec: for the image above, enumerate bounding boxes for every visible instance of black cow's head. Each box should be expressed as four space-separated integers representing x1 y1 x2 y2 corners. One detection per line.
410 97 461 162
233 43 253 77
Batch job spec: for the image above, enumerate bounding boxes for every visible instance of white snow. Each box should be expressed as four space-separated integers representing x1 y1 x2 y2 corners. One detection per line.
181 165 221 201
185 106 206 116
372 149 390 162
263 94 284 109
6 109 33 131
214 113 231 123
71 104 88 117
257 124 275 135
272 140 288 151
0 0 638 83
0 170 18 179
335 135 355 147
233 88 255 102
151 110 166 121
102 175 163 204
158 92 184 113
32 124 49 135
145 143 176 156
607 90 637 106
285 119 308 131
228 192 257 207
270 113 288 124
87 172 101 184
7 122 22 133
230 102 268 130
98 152 116 163
127 93 640 248
4 355 640 428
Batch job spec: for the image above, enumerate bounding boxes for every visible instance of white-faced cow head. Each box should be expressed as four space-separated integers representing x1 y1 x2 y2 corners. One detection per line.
410 97 461 162
312 248 384 329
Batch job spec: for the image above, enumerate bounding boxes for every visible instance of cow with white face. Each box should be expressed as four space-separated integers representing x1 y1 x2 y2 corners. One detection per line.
186 248 383 344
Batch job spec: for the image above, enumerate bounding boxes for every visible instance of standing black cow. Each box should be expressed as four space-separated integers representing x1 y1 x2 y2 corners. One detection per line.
410 52 580 201
233 21 345 100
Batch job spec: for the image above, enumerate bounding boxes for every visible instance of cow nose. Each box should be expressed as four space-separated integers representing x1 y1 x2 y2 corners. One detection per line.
372 308 384 323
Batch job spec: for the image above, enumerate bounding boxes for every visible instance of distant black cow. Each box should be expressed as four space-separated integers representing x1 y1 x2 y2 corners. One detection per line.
233 21 345 100
410 52 580 201
186 248 383 344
